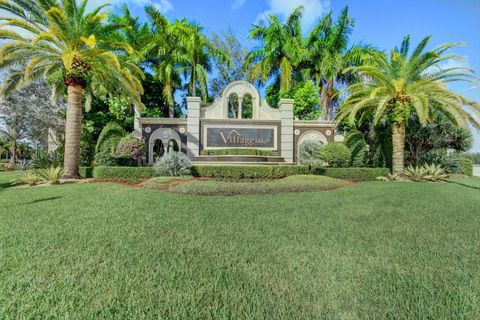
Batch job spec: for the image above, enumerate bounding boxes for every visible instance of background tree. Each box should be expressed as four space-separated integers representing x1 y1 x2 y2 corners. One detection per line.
306 7 376 119
210 28 248 97
0 81 64 148
0 125 25 167
335 35 480 174
180 22 231 101
246 7 306 96
0 0 144 178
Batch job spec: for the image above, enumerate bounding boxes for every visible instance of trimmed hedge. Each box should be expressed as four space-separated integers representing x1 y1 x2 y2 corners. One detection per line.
79 167 94 179
191 165 390 181
89 165 390 181
202 149 278 156
314 167 391 181
459 158 473 176
93 166 156 179
191 165 309 179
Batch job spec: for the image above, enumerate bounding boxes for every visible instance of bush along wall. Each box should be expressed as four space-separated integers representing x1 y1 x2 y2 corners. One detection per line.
191 165 310 179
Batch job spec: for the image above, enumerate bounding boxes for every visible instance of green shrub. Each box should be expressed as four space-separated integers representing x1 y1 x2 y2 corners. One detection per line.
459 158 473 176
203 149 278 156
39 166 64 184
345 130 368 167
313 167 391 181
93 166 156 179
95 122 126 155
191 165 310 179
95 152 135 167
19 171 42 186
32 151 63 169
154 152 192 176
79 167 94 179
319 143 351 168
298 140 323 166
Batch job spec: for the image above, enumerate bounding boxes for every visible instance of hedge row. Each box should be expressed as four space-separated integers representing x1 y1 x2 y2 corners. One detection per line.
93 166 156 179
202 149 279 156
191 165 310 179
314 167 391 181
87 165 390 181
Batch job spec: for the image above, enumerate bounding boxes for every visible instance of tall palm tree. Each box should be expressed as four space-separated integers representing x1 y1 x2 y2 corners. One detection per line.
335 36 480 174
306 7 376 120
143 6 186 117
0 125 24 168
0 0 144 178
181 22 230 101
246 7 306 94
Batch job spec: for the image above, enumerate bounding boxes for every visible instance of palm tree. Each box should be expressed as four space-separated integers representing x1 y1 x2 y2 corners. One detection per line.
143 6 186 117
0 125 24 168
335 36 480 174
306 7 376 120
0 0 144 178
246 7 306 94
180 22 230 101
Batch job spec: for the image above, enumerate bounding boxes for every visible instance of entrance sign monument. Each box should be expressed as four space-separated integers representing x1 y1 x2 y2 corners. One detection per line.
135 81 339 163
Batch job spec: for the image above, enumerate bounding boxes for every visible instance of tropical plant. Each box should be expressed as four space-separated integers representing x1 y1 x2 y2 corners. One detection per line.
335 35 480 175
423 164 448 182
298 140 323 166
0 125 25 168
143 6 186 117
404 165 429 182
344 129 369 167
180 22 231 100
19 170 42 186
154 151 192 177
306 7 376 119
32 151 63 169
95 122 127 155
19 159 32 170
319 143 351 168
246 7 306 95
39 166 64 184
293 81 322 120
0 0 144 178
418 151 460 174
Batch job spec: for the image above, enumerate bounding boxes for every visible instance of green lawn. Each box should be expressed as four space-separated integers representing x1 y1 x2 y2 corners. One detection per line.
0 171 479 319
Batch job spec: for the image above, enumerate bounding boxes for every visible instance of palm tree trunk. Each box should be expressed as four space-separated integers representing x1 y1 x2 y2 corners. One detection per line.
392 123 406 175
320 86 330 120
8 142 16 168
168 102 174 118
63 85 84 179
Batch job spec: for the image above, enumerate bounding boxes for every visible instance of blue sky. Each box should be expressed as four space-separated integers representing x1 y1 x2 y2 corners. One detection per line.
95 0 479 149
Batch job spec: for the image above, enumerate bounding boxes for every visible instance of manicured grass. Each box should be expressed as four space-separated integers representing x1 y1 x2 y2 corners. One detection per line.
0 172 479 318
169 175 349 195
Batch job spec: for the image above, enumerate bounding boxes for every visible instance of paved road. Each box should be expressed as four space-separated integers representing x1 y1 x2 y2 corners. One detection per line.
474 166 480 177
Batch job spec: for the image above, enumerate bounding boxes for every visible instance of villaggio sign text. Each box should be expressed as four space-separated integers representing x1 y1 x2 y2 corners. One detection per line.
205 127 275 148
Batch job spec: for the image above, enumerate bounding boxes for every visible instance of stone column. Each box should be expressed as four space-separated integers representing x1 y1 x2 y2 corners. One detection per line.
187 97 201 159
133 107 142 138
238 96 243 119
279 99 294 163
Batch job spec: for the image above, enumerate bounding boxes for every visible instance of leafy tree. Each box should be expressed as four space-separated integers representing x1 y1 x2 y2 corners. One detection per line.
246 7 306 95
0 0 144 178
293 80 322 120
306 7 376 119
210 28 248 97
0 81 64 148
335 36 480 174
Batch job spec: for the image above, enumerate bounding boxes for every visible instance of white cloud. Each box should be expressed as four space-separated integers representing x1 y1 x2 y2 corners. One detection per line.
86 0 173 13
256 0 330 28
232 0 247 10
